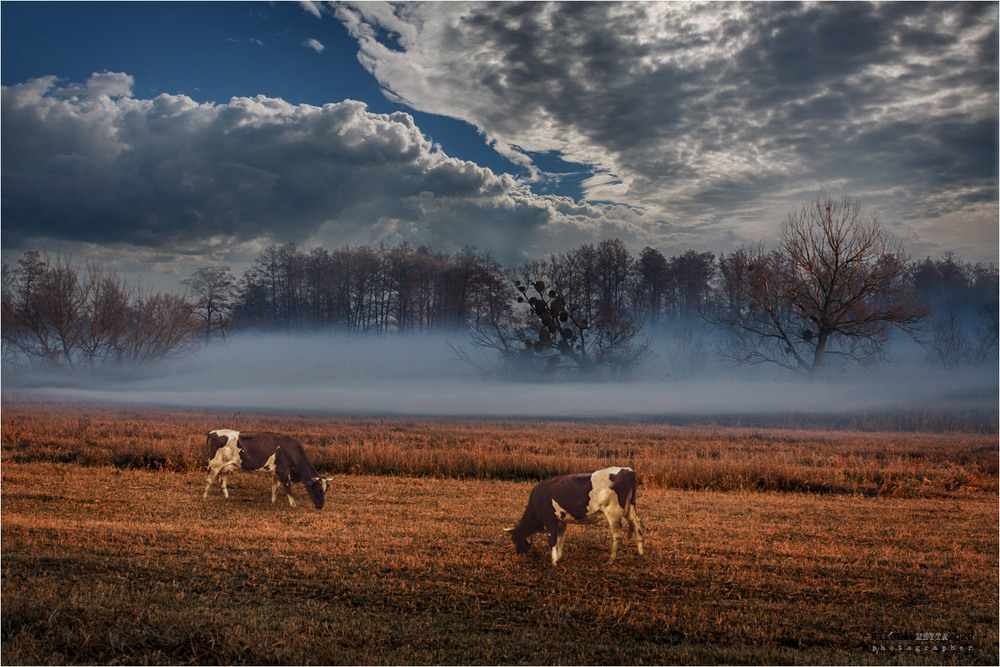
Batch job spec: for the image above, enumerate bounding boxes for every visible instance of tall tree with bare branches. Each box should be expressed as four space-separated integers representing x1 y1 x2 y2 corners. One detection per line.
183 266 237 341
2 252 202 367
712 195 929 377
469 240 649 378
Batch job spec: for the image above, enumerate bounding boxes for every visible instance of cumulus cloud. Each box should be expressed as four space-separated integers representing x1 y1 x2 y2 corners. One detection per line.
334 1 998 258
303 38 325 53
298 1 324 20
3 2 995 284
1 71 644 270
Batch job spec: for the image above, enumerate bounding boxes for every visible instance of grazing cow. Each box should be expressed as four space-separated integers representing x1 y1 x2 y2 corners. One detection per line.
505 466 644 566
202 429 332 509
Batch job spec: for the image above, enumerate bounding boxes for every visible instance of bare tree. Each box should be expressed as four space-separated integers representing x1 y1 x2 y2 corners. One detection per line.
118 291 201 362
910 253 998 368
2 251 203 367
76 264 135 361
712 196 929 377
2 253 86 366
925 312 976 369
183 266 237 341
469 240 649 379
924 307 999 369
636 246 669 328
668 249 715 320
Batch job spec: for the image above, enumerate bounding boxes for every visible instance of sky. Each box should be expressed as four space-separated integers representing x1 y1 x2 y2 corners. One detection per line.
2 1 998 292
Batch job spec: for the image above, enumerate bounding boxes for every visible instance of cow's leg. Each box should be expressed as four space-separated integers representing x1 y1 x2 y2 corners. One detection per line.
220 471 231 499
270 476 281 504
604 510 625 563
203 467 219 499
554 522 568 563
544 518 562 565
204 457 230 499
626 503 645 557
275 471 296 507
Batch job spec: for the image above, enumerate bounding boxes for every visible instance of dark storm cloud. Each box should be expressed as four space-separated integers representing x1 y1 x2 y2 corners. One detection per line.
736 2 893 89
0 75 464 245
2 1 995 271
1 71 641 264
337 0 998 257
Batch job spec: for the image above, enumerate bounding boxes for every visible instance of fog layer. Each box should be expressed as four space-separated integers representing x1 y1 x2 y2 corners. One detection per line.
3 333 996 421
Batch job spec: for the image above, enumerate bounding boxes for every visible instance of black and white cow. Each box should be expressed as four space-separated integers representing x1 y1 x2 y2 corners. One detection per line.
202 429 332 509
505 466 644 565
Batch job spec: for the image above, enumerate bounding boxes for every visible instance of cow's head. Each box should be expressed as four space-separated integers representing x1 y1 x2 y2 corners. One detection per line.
504 526 532 554
206 430 234 450
305 477 334 510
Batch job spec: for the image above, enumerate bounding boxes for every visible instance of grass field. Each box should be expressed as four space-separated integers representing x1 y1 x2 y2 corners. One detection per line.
1 402 997 664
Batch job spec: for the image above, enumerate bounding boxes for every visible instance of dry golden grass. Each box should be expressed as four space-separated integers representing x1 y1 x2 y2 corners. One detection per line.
2 401 998 664
2 460 996 665
1 402 996 497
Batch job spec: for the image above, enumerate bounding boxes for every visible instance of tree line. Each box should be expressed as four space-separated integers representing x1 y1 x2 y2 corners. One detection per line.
2 252 200 368
228 243 510 335
4 196 997 377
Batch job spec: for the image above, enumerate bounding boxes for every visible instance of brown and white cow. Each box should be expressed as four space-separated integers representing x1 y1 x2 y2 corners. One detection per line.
202 429 332 509
505 466 644 566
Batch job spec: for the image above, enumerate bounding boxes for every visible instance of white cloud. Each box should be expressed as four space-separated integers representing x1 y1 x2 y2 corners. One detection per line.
2 1 996 281
334 1 999 262
1 72 645 274
298 1 323 20
303 38 325 53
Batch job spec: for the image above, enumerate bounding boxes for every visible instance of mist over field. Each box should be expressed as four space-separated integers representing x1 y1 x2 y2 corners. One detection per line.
3 332 996 422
